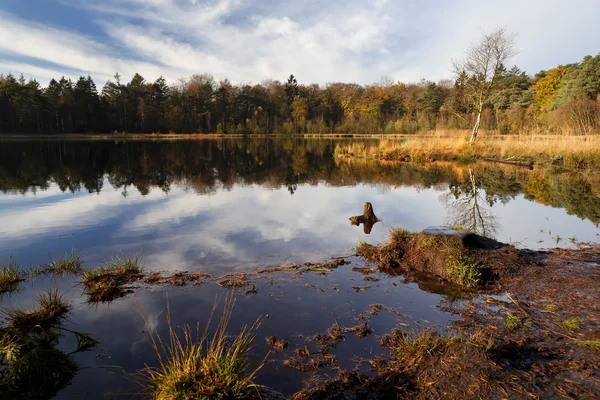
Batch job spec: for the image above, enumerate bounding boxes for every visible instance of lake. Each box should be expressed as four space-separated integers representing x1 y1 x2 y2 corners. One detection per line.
0 138 599 398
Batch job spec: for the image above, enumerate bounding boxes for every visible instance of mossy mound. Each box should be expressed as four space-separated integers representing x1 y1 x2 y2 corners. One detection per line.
356 227 529 289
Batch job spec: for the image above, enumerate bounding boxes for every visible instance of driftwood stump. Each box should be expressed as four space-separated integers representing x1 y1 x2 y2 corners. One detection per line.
350 202 381 234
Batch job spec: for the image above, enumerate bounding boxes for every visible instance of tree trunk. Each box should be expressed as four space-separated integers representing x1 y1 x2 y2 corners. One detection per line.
470 103 483 144
363 202 378 221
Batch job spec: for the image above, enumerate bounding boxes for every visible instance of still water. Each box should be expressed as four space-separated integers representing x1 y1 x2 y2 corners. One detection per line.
0 138 598 398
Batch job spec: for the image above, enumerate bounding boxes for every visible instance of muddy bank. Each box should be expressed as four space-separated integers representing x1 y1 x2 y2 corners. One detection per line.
309 227 600 399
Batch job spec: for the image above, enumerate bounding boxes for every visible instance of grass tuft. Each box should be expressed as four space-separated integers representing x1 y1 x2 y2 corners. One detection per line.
577 340 600 352
502 312 531 332
136 296 264 400
82 254 144 302
29 249 85 278
545 304 558 313
389 227 417 242
4 288 71 333
446 254 482 288
0 257 21 294
381 329 448 366
559 318 581 332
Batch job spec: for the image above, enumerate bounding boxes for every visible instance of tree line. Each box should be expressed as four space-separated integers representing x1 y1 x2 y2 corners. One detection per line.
1 54 599 135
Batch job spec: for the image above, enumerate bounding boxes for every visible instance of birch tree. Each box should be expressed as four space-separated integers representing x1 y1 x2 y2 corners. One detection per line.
453 28 516 143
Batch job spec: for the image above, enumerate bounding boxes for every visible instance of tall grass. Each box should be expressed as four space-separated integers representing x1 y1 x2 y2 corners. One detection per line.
335 135 600 169
136 296 264 399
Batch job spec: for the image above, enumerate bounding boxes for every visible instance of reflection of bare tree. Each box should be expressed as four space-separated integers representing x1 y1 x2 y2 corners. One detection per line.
443 168 500 238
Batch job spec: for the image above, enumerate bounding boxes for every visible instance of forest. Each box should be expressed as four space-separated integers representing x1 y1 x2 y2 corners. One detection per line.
0 53 599 136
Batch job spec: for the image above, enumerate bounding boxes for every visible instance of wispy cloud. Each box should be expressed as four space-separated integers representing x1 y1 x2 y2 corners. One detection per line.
1 0 600 85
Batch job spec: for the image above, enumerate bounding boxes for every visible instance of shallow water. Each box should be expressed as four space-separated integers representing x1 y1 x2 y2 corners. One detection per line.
0 138 599 398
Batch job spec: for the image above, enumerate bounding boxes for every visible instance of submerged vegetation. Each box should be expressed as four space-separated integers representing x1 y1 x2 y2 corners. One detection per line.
82 254 144 302
136 297 264 400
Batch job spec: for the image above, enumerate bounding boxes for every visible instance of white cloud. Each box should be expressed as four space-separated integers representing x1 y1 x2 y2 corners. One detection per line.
2 0 600 86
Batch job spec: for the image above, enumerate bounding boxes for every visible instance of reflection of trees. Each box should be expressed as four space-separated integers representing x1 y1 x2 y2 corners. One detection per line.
444 168 500 238
0 140 599 225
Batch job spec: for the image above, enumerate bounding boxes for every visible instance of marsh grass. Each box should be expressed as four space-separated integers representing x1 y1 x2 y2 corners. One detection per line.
381 328 496 370
335 135 600 169
382 330 448 365
82 254 144 302
3 288 70 333
0 257 21 294
135 296 265 400
29 249 84 278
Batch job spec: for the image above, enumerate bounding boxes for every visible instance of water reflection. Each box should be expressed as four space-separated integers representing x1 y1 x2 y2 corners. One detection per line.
0 138 598 268
0 138 599 399
445 168 500 238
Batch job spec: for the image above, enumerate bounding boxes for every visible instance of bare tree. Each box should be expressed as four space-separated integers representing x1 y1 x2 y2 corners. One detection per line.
453 28 516 144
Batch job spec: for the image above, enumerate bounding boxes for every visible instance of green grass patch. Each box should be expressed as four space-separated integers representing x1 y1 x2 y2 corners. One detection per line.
577 340 600 352
417 235 441 250
559 318 581 332
136 297 264 399
0 257 21 294
446 254 482 288
503 313 531 332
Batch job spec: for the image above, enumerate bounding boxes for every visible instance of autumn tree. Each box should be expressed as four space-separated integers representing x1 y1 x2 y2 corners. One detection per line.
453 27 516 143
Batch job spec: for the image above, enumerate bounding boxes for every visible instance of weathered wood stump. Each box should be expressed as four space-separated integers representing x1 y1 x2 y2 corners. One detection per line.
350 202 381 234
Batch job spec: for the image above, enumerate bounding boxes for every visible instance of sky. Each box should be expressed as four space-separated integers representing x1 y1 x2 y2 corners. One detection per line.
1 0 599 87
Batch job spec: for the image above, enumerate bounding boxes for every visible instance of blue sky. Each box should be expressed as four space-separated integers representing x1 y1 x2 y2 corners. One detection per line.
1 0 599 87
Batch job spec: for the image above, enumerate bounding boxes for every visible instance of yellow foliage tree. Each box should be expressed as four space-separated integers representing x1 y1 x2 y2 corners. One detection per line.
534 67 567 112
